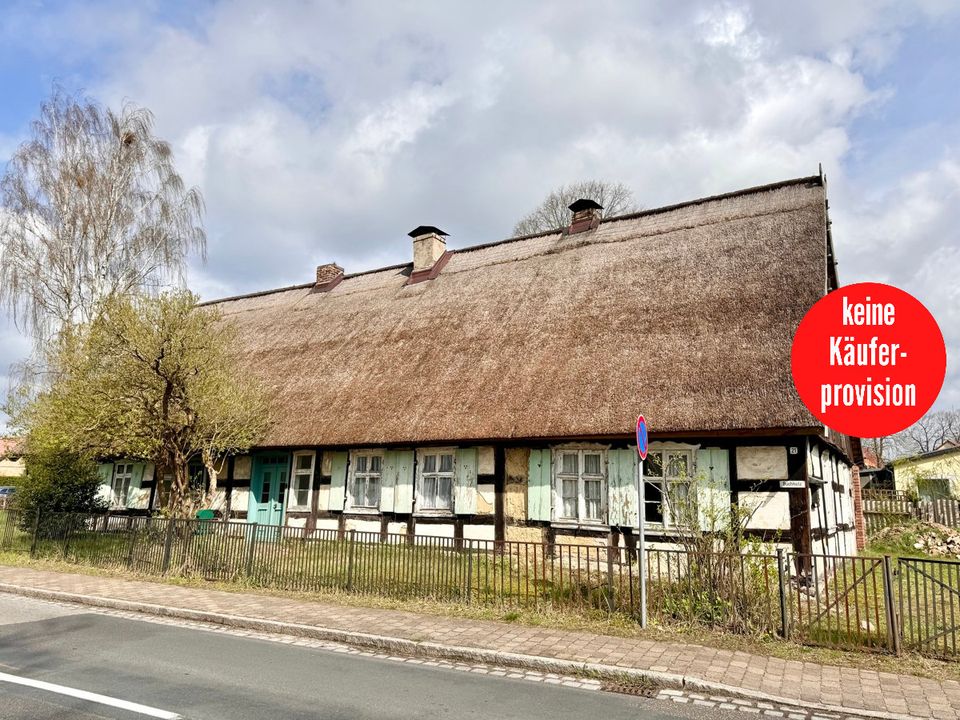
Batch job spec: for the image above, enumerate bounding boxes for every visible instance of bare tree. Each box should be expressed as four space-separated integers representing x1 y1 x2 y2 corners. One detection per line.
512 180 640 236
895 409 960 456
862 436 894 466
0 87 206 346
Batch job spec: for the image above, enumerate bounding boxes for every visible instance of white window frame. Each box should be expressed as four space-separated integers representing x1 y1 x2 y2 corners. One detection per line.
347 449 385 513
111 463 133 508
551 446 608 525
288 451 316 511
642 443 698 528
415 448 456 515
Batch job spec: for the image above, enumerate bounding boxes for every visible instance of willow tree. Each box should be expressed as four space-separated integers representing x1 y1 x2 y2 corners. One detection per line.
512 180 640 236
0 88 205 346
19 292 269 516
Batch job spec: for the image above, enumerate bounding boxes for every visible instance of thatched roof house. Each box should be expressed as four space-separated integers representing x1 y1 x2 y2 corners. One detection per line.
111 172 863 563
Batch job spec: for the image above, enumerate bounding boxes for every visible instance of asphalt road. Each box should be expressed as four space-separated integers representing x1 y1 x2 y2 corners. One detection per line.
0 593 737 720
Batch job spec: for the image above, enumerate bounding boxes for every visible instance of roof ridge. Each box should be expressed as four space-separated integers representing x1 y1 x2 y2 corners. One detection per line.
200 174 823 307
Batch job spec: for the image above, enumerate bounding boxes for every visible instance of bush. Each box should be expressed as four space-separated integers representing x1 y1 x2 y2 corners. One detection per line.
16 448 106 535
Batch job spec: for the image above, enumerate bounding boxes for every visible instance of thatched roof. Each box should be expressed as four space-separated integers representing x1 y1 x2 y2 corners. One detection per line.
211 176 828 447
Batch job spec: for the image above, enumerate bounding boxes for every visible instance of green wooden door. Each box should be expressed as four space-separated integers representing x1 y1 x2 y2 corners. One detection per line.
249 453 291 526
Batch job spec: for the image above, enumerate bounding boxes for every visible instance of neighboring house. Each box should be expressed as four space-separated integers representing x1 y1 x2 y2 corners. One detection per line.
893 444 960 500
104 173 862 561
858 446 895 493
0 438 25 508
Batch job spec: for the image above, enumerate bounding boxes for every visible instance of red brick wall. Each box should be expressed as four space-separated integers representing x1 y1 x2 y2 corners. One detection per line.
851 464 866 551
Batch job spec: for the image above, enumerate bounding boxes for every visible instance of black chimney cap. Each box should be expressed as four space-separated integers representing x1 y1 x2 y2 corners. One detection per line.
568 198 603 212
407 225 448 238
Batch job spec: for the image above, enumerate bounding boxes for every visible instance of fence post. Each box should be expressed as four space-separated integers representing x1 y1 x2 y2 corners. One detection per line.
346 529 357 592
125 516 137 569
606 542 616 613
62 515 71 560
160 519 175 573
245 523 259 578
882 554 902 655
776 548 790 640
466 540 473 605
30 508 41 558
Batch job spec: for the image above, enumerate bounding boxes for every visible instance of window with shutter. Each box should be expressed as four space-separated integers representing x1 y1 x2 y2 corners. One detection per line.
551 447 608 524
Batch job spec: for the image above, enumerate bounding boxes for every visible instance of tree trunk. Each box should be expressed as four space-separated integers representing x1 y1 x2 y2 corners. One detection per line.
168 458 191 518
202 450 219 511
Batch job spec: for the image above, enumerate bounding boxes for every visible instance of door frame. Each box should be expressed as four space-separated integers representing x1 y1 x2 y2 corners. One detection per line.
249 452 292 526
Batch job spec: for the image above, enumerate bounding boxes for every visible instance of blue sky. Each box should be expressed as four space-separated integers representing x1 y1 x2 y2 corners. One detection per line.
1 0 959 430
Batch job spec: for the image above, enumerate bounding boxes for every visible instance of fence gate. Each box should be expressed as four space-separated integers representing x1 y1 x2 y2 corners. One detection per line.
791 555 891 651
897 557 960 658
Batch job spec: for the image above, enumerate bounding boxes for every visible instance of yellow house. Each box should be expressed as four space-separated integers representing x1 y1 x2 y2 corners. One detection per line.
893 444 960 500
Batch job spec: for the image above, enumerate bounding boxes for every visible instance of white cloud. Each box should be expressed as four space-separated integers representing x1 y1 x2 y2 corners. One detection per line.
833 153 960 410
2 0 959 430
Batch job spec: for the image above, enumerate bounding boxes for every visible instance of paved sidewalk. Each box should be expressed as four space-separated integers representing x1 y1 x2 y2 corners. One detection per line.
0 566 957 719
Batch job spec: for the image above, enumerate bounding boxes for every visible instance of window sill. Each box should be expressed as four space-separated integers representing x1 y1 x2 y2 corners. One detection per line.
551 521 608 531
414 510 455 518
346 507 381 515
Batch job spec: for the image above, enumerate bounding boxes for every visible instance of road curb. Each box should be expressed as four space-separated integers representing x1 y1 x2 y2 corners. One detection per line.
0 581 923 720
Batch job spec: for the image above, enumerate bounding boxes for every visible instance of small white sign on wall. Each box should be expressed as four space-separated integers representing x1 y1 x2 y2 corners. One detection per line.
779 480 805 489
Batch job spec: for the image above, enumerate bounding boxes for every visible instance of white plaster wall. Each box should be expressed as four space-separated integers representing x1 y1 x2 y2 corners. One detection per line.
415 523 455 539
231 489 250 514
736 446 789 480
315 518 339 532
314 484 331 512
476 483 495 514
345 519 381 534
387 521 408 536
741 491 791 531
477 446 495 475
463 524 496 541
286 516 307 528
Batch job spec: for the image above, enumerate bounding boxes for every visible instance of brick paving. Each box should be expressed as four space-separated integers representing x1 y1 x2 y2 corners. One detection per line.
1 566 958 719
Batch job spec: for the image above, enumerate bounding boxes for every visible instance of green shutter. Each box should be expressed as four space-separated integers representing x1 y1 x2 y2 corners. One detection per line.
393 450 415 513
328 451 348 511
380 451 397 513
608 449 639 527
697 448 731 531
128 463 145 509
455 447 478 515
527 449 551 521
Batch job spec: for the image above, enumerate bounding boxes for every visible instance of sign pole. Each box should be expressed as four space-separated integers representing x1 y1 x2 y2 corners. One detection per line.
635 415 648 629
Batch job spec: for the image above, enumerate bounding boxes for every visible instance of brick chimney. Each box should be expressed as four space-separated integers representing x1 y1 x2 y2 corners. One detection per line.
314 262 343 292
567 198 603 234
409 226 448 272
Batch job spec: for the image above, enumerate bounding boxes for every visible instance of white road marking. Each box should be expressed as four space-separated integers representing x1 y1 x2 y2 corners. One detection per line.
0 670 182 719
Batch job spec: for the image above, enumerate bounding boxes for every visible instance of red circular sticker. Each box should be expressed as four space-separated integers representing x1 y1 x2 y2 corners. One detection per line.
791 282 946 438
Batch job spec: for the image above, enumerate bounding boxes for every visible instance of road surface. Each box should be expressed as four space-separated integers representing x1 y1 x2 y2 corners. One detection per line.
0 592 739 719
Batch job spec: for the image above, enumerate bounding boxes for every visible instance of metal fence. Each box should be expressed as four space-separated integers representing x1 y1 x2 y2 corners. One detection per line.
864 498 960 533
2 509 959 659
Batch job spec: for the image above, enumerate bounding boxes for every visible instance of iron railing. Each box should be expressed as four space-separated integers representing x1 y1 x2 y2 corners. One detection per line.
2 509 959 659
